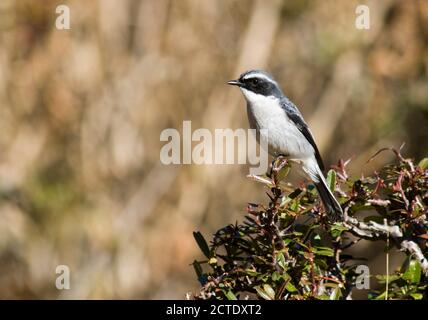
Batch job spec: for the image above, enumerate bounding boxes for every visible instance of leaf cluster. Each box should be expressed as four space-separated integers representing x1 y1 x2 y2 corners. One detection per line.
192 152 428 300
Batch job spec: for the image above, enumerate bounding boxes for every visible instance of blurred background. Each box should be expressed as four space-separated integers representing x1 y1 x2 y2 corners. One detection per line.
0 0 427 299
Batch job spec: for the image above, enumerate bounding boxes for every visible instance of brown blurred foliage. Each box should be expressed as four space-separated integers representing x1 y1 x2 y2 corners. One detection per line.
0 0 427 299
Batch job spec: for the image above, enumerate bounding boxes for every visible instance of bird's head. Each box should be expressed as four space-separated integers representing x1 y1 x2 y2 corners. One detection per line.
227 70 283 101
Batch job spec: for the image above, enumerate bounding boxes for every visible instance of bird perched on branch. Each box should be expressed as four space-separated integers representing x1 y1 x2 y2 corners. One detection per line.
228 70 343 220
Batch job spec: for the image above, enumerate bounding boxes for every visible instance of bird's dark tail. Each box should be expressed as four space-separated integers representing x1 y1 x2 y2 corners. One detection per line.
314 177 343 221
302 158 343 221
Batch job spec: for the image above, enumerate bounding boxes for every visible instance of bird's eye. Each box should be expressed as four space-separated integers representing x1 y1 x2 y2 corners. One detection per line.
251 78 259 85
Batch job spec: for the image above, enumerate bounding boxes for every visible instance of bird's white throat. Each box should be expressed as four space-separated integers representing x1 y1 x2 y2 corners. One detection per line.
240 88 279 107
240 88 284 123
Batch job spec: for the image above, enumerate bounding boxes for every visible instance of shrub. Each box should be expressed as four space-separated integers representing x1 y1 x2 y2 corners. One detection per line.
192 149 428 300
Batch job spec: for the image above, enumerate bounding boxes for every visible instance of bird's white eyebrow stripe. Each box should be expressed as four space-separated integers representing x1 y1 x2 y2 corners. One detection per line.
242 73 275 84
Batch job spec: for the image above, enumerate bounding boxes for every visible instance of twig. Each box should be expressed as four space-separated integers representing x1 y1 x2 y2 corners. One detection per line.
385 218 389 301
344 215 403 239
401 240 428 275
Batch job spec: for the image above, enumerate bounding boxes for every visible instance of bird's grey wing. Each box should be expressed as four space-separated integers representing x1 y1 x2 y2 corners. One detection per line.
281 100 325 171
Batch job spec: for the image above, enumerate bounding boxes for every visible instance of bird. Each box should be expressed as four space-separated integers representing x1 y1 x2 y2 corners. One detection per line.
228 69 343 220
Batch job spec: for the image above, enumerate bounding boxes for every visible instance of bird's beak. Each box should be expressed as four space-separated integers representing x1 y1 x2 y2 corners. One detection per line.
227 79 242 87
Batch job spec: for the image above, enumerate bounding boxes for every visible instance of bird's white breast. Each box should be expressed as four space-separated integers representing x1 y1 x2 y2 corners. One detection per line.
241 88 314 159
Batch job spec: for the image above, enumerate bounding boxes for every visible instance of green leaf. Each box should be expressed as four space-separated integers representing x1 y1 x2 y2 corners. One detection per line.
373 290 387 300
326 170 336 192
283 238 293 246
418 158 428 169
276 252 287 270
280 189 303 207
314 258 328 269
375 274 401 283
255 285 274 300
313 246 334 257
329 286 341 300
285 281 298 293
224 290 238 300
277 165 290 182
410 293 423 300
272 272 280 281
192 260 203 278
263 284 276 299
403 260 421 284
245 269 259 277
291 231 303 237
330 223 348 237
290 199 299 212
193 231 210 258
288 188 302 199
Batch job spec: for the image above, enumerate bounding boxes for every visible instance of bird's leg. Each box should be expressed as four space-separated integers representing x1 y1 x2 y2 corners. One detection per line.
267 158 276 179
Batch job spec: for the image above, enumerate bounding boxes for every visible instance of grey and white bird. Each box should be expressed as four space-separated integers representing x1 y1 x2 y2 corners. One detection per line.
228 70 343 220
